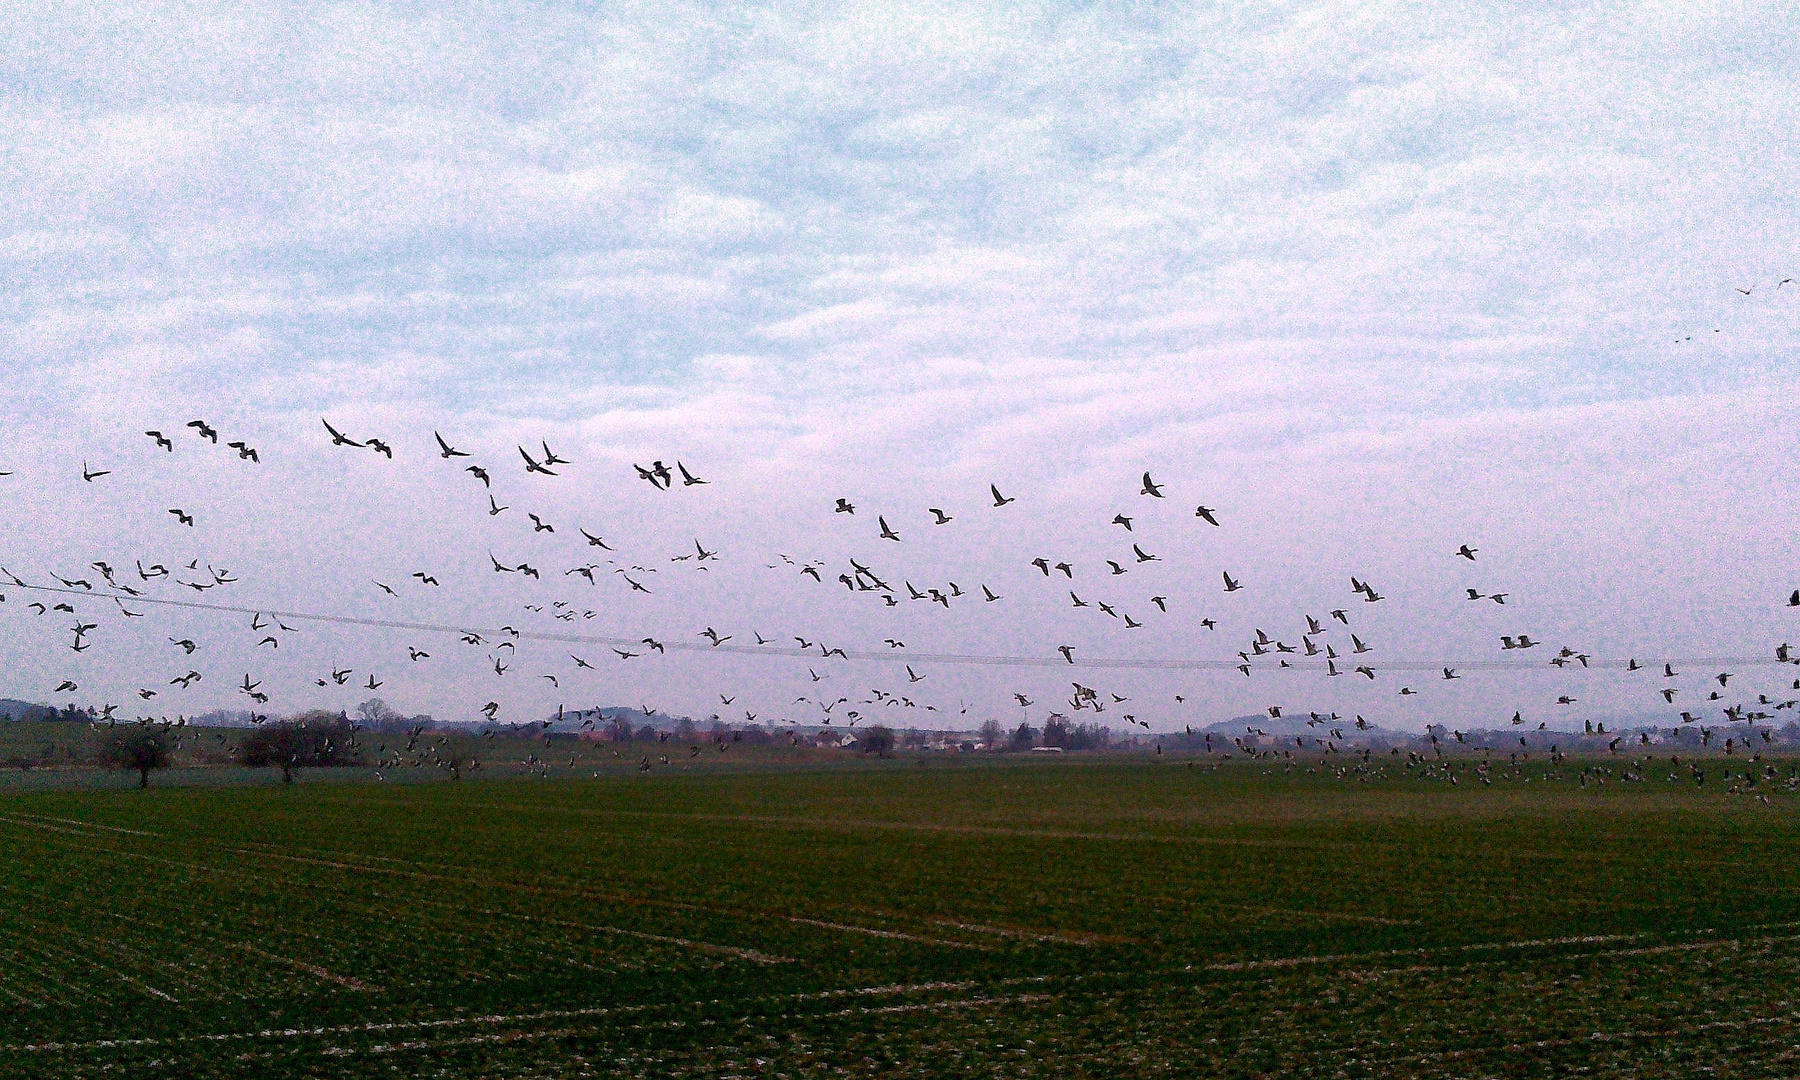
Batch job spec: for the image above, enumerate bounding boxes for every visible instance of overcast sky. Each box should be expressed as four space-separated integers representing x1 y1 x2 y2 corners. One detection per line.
1 2 1796 732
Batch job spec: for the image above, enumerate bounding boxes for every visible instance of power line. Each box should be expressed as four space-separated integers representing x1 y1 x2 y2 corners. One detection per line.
11 583 1793 674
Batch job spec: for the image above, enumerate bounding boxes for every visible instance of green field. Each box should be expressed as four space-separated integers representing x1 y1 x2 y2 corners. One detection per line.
4 756 1800 1078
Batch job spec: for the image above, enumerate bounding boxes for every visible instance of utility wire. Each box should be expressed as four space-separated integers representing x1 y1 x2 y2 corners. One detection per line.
11 583 1793 674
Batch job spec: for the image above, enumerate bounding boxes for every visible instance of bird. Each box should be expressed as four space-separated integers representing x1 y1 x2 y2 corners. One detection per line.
835 498 855 514
434 432 469 458
1058 645 1075 663
990 484 1014 507
488 494 508 516
168 509 194 526
412 572 439 586
1055 562 1073 578
529 513 554 533
1140 472 1165 497
1151 596 1167 612
878 516 901 541
1032 558 1050 575
1456 544 1478 560
928 508 953 525
982 585 1001 602
187 420 218 442
467 465 491 487
579 528 613 550
226 441 259 462
1194 506 1219 526
321 419 361 447
677 462 707 486
81 461 109 482
373 580 397 597
1133 544 1159 563
1222 571 1242 592
541 441 569 466
520 446 557 476
1112 514 1133 530
145 430 173 451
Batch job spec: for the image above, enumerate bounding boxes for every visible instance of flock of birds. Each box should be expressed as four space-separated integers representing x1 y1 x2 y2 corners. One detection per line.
2 386 1797 762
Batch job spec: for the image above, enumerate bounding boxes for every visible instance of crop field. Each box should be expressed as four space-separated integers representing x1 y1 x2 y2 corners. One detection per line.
4 756 1800 1078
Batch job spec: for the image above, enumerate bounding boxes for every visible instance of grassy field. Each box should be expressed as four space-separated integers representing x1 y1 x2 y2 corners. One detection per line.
3 755 1800 1078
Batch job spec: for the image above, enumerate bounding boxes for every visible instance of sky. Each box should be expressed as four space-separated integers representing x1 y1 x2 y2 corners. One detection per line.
0 1 1796 734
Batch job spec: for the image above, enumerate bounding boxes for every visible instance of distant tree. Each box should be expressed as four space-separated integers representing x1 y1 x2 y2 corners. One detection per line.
240 710 359 783
1041 714 1072 748
859 725 896 756
356 698 404 732
978 718 1003 749
1067 722 1110 751
102 724 171 788
1008 722 1037 752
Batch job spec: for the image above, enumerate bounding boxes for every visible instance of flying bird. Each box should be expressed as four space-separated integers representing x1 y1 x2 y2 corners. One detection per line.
434 432 469 458
1194 506 1219 526
145 430 173 451
519 446 558 476
322 419 361 447
1140 472 1165 497
990 484 1014 507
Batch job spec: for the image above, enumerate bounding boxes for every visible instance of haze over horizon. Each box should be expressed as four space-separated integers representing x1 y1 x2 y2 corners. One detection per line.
2 2 1796 732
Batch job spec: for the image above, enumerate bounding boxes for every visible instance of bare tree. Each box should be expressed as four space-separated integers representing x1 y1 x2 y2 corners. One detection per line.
240 710 360 783
976 718 1003 750
102 724 170 788
858 725 896 756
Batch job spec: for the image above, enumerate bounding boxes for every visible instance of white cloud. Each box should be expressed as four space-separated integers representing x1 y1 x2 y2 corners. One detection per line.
0 1 1795 729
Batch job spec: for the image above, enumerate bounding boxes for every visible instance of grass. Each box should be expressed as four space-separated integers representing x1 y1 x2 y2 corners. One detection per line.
3 754 1799 1077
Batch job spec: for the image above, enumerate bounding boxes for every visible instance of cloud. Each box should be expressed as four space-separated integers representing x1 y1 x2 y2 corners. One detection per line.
0 2 1795 729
